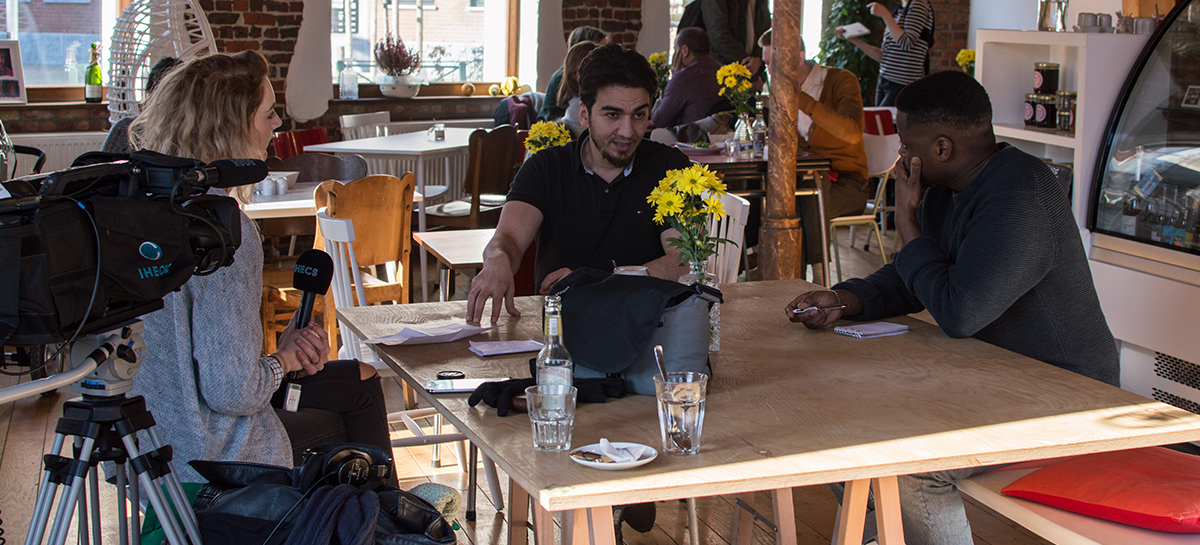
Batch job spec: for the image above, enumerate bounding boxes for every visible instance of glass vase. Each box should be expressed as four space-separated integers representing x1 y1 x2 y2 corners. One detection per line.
678 259 720 352
732 113 753 160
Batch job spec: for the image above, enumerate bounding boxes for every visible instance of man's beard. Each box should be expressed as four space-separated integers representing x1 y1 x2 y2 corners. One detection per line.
592 136 637 168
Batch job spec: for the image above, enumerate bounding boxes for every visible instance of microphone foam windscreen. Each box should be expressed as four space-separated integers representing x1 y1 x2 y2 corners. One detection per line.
293 249 334 295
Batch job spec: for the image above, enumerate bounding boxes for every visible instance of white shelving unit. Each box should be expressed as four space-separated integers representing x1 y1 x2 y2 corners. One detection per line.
976 29 1149 231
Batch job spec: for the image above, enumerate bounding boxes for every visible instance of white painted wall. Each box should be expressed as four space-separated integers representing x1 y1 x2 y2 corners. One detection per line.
968 0 1122 47
637 2 671 58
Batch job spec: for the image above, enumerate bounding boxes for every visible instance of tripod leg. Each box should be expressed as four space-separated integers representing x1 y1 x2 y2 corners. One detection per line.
27 433 67 545
89 468 102 545
48 436 97 545
129 472 141 545
116 463 130 545
143 427 202 542
121 434 188 545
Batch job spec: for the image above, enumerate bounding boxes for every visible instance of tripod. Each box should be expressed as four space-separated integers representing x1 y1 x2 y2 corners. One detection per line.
24 321 201 545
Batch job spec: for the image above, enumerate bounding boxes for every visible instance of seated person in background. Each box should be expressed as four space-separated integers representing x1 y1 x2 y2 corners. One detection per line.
701 0 770 78
556 41 600 136
467 43 692 325
761 29 869 286
652 28 723 130
102 56 182 154
538 26 608 123
786 71 1118 545
128 51 393 483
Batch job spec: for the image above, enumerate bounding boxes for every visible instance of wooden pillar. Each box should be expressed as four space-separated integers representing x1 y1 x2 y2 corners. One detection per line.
759 0 803 280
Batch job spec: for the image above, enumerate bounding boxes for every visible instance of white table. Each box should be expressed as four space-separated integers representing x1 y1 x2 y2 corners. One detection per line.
241 181 422 220
305 128 474 301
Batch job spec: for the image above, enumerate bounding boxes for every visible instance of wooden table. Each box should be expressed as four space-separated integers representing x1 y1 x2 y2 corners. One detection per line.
337 279 1200 545
690 151 834 285
306 128 473 301
412 228 494 302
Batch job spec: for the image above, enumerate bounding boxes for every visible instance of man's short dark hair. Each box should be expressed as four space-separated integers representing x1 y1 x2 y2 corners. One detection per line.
578 44 658 109
676 28 711 57
895 71 993 132
568 26 607 47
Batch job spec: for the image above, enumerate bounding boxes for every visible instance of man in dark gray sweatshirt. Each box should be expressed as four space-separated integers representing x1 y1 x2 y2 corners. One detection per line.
786 70 1119 545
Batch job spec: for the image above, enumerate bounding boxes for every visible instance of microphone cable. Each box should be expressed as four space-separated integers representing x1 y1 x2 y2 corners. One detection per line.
259 470 341 545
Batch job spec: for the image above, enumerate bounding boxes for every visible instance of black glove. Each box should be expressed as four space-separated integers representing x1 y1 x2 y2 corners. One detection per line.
468 378 535 416
574 377 626 403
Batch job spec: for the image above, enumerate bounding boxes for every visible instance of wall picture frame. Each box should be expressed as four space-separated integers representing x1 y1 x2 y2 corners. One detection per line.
0 41 25 104
1182 85 1200 109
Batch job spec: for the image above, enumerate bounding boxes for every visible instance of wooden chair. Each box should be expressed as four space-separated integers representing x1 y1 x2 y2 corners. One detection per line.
272 127 329 160
423 125 517 230
828 132 900 282
339 111 390 141
706 193 752 284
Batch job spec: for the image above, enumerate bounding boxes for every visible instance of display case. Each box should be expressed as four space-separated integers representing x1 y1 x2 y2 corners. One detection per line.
1090 1 1200 256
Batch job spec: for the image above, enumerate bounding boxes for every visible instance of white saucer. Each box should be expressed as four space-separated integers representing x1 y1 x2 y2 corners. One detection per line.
569 442 658 470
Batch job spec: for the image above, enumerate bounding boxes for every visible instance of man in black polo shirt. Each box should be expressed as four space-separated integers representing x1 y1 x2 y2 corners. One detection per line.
467 44 692 324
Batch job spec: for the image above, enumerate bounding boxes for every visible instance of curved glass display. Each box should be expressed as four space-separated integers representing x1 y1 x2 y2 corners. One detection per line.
1090 0 1200 255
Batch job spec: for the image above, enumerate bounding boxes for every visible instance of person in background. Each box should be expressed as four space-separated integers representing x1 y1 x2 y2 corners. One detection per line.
761 29 868 286
837 0 935 106
786 71 1118 544
701 0 770 78
556 41 601 136
538 25 608 123
128 51 393 483
652 27 723 130
103 56 182 154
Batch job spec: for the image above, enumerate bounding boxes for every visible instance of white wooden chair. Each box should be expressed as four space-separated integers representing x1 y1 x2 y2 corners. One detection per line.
828 132 901 282
706 193 752 283
316 207 506 515
339 111 390 140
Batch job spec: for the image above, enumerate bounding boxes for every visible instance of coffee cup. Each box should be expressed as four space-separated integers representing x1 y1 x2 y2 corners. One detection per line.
1135 17 1157 34
1077 12 1098 27
1096 13 1113 28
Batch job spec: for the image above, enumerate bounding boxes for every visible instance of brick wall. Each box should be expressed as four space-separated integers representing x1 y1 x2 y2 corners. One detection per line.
928 0 969 74
198 0 303 83
561 0 643 47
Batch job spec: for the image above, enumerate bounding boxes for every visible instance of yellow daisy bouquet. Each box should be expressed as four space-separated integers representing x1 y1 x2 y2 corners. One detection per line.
648 51 670 98
647 164 734 269
716 62 755 117
956 49 975 77
525 121 573 156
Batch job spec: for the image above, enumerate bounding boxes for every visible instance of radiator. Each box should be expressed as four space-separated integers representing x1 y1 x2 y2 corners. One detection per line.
9 131 109 176
364 155 470 201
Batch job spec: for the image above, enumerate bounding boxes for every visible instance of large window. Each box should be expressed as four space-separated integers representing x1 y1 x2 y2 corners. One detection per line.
0 0 103 86
332 0 501 85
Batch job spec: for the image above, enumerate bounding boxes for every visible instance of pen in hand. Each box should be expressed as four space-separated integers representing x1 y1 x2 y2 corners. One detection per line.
792 304 848 314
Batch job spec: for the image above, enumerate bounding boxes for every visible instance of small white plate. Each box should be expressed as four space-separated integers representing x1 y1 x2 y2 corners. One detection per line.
569 442 657 470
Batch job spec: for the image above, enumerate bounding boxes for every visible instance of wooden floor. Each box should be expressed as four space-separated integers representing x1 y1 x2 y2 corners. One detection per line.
0 226 1052 544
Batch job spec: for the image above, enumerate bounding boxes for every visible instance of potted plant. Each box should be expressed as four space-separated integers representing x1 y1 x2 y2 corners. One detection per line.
375 34 424 98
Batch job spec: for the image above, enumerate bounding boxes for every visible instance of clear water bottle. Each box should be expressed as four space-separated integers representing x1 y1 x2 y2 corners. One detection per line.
536 296 574 387
339 49 359 100
751 104 767 158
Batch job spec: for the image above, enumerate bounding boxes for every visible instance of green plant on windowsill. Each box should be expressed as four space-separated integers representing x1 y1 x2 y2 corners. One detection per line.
375 34 425 98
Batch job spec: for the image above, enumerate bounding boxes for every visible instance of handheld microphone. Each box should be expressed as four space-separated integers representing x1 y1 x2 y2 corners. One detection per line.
185 158 270 189
292 249 334 329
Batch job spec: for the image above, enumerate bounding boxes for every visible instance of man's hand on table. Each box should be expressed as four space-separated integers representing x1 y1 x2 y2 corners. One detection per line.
539 267 573 295
466 256 520 324
785 289 863 329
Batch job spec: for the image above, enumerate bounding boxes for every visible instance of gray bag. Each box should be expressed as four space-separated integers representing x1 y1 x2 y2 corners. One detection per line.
551 268 721 395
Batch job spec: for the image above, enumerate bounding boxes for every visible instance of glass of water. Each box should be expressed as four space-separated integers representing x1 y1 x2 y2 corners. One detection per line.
654 372 708 455
525 384 577 452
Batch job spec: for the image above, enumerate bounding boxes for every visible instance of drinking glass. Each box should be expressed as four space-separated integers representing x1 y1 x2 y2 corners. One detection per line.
525 384 577 452
654 372 708 455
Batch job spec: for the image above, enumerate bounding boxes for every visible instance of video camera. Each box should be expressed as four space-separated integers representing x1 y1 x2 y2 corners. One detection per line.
0 150 268 347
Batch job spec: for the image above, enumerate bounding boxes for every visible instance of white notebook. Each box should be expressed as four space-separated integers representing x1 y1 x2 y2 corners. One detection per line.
834 322 908 339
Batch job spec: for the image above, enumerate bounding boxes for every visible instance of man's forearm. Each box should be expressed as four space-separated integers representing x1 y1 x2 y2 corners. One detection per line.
643 251 688 281
481 235 524 276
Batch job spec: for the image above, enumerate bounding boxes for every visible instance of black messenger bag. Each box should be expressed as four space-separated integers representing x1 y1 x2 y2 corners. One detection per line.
550 268 722 395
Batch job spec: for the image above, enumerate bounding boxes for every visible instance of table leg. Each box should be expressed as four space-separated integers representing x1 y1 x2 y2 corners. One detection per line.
873 477 905 545
772 488 797 545
834 479 871 545
813 170 831 287
509 480 531 545
417 159 430 302
532 505 555 545
567 509 588 545
585 506 617 545
732 492 755 545
439 264 451 302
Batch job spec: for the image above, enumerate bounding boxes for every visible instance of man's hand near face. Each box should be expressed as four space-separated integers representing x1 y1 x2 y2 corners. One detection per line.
894 154 924 247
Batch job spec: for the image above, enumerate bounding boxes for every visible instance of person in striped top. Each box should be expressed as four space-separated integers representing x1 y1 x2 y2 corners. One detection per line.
837 0 935 106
